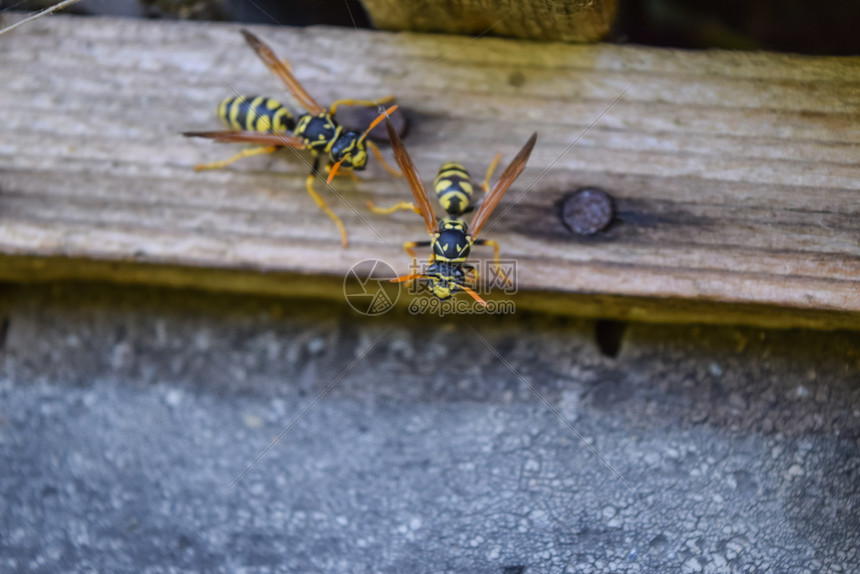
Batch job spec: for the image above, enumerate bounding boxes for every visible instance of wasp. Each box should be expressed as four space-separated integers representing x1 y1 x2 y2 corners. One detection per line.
183 30 401 247
379 120 537 305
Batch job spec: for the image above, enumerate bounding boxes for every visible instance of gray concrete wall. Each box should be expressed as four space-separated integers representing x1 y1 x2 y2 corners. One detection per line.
1 283 858 573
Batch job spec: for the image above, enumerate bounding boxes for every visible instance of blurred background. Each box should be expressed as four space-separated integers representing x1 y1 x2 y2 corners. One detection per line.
3 0 859 54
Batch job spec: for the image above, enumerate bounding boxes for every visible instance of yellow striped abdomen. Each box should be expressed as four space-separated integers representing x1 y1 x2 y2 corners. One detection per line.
216 95 294 133
434 162 474 216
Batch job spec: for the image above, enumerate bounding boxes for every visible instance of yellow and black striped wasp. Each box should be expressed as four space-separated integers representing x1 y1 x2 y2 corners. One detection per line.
380 120 537 305
183 29 401 247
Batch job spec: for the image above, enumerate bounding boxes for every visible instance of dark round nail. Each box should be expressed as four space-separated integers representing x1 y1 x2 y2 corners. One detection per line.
561 188 614 235
333 102 407 142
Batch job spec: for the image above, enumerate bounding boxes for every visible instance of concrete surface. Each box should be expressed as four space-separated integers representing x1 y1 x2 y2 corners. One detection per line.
0 283 858 573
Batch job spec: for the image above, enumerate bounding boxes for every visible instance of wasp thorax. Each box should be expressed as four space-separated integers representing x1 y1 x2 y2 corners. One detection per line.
433 220 471 262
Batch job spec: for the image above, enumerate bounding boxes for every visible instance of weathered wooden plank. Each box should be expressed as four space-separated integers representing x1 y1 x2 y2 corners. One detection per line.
0 15 859 329
4 254 858 331
360 0 616 43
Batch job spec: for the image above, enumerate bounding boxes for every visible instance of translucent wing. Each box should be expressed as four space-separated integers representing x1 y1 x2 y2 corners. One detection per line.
386 120 437 235
183 130 305 148
469 132 537 237
240 30 326 116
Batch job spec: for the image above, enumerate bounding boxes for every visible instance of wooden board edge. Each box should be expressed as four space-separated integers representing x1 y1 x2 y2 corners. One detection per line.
1 254 857 331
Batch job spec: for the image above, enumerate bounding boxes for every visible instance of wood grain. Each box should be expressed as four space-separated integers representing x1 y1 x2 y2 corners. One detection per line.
0 15 858 329
360 0 616 43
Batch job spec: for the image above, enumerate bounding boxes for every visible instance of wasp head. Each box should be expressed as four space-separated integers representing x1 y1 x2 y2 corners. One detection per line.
329 131 368 171
425 263 469 300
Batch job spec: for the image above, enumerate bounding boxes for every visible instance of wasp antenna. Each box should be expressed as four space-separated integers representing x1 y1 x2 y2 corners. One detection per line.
390 273 426 284
358 105 399 144
460 284 487 306
327 159 345 184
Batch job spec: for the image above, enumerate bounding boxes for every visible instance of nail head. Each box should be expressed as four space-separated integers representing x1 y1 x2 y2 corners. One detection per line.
561 188 614 235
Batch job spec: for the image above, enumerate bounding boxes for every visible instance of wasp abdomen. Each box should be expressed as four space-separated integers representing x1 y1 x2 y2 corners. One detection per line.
434 162 474 216
217 95 294 133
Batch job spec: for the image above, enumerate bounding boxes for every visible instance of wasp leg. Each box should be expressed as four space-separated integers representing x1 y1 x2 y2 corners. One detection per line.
328 95 396 116
366 201 419 215
462 264 479 287
480 153 503 193
194 146 278 171
401 240 432 281
472 238 512 286
403 240 431 260
367 141 403 178
305 173 349 248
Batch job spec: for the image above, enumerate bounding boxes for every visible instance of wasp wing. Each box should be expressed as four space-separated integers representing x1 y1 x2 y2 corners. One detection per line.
386 120 437 235
469 132 537 237
183 130 305 148
240 30 326 117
